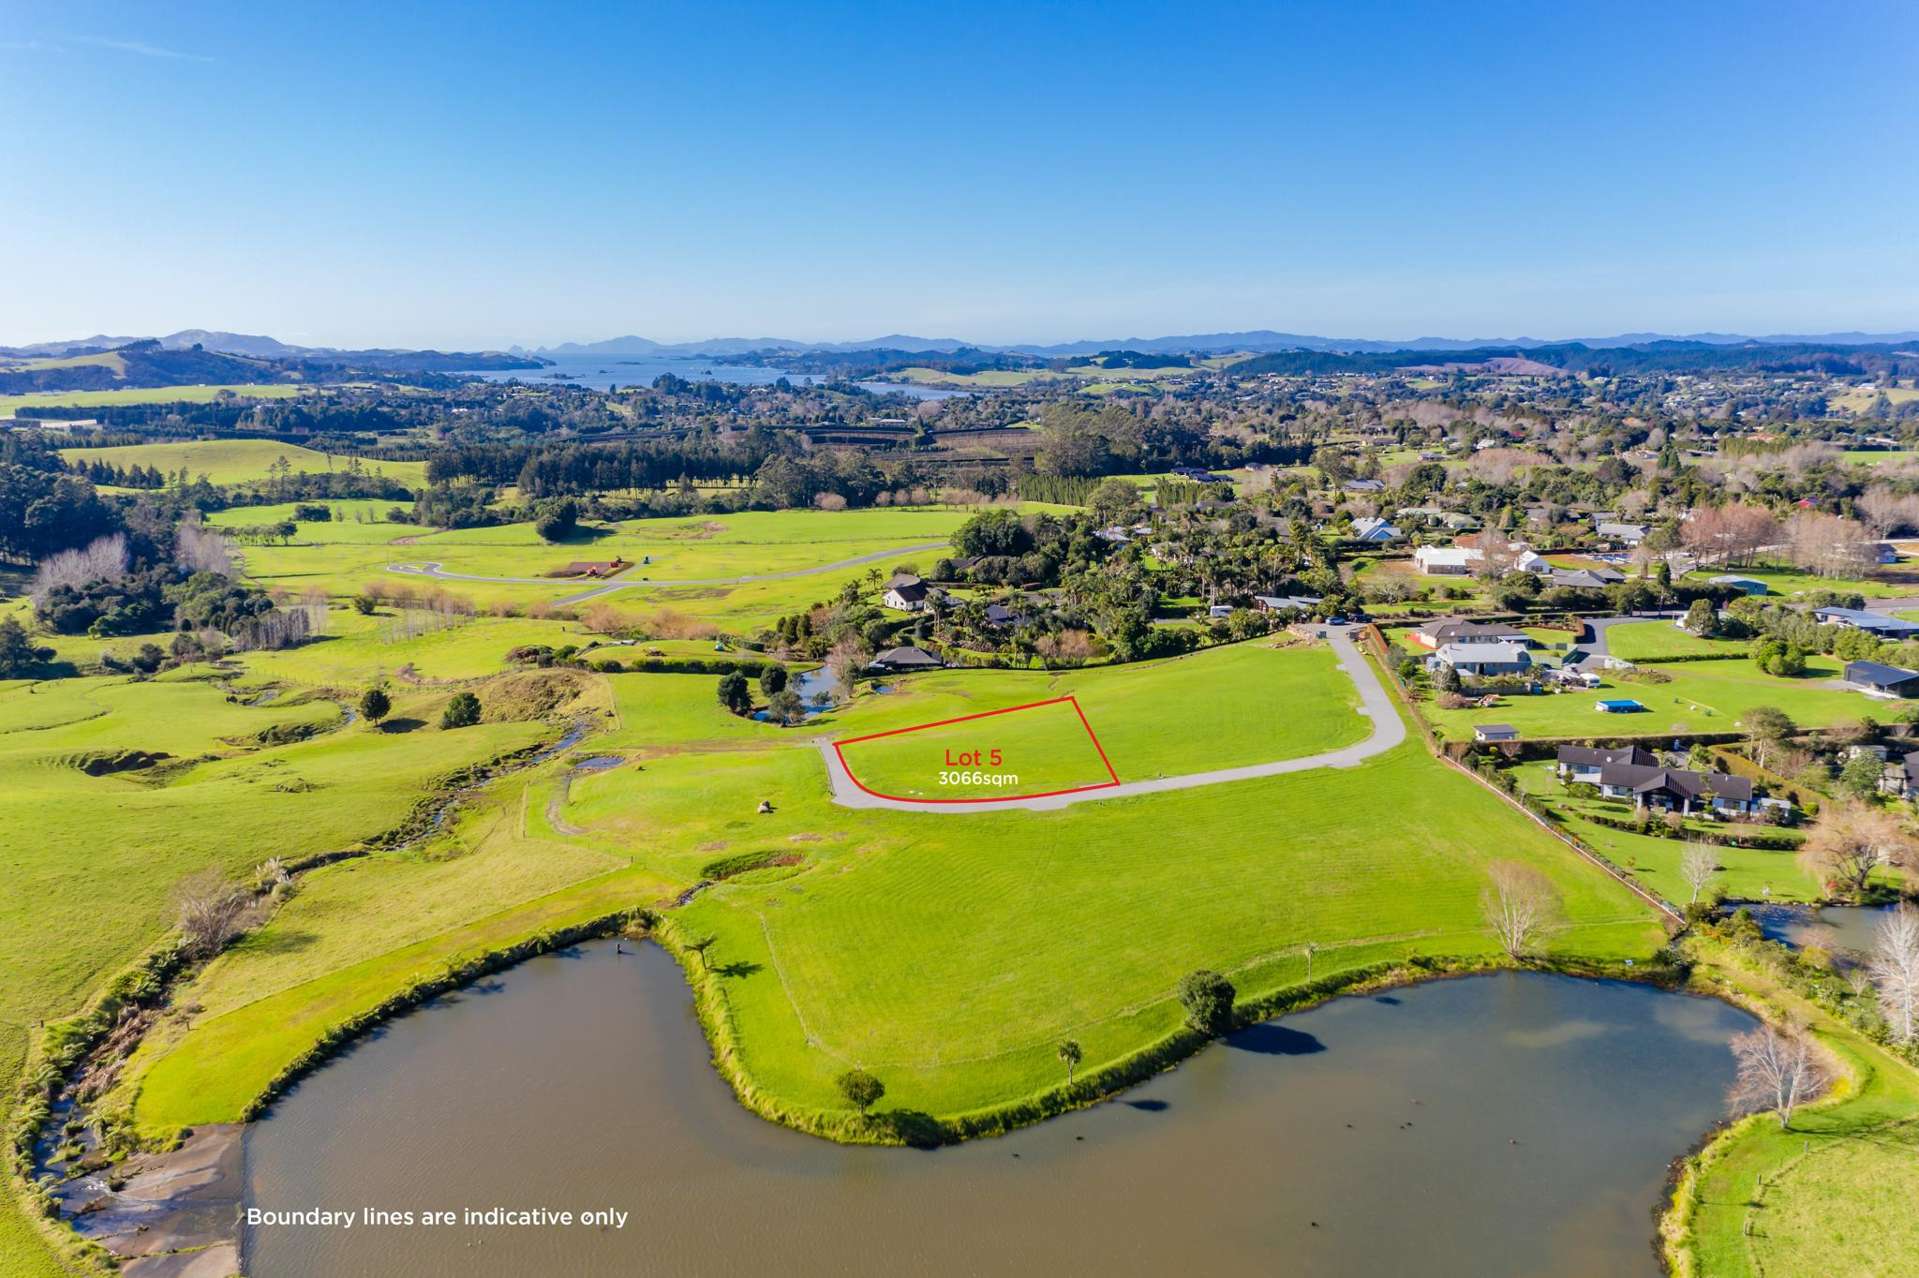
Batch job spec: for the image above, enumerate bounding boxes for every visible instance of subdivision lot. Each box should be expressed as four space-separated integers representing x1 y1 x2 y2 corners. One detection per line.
58 438 426 487
834 696 1117 801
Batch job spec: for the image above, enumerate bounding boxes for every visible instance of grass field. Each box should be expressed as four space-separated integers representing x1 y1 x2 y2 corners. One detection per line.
1603 620 1754 661
1422 653 1877 742
1 383 306 415
1671 940 1919 1278
225 505 991 630
835 696 1117 800
57 439 427 488
1680 560 1919 600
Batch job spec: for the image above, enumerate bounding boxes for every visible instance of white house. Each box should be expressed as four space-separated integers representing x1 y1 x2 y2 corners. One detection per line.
1414 545 1481 575
1351 516 1401 544
1433 641 1532 677
882 574 929 611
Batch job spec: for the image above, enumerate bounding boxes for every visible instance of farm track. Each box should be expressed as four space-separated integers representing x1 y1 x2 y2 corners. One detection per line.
820 628 1404 813
384 541 953 604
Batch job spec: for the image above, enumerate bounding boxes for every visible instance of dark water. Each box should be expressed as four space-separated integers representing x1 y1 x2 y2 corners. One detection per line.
1745 902 1894 956
244 945 1751 1277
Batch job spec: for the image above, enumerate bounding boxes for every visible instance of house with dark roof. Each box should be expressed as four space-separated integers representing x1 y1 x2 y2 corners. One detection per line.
1554 744 1657 784
1844 660 1919 697
982 602 1019 627
882 574 929 612
869 645 943 672
1881 753 1919 799
1818 607 1919 639
1597 762 1756 814
1411 619 1529 650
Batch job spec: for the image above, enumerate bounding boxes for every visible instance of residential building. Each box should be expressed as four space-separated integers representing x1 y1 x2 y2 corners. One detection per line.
1410 619 1528 649
1413 545 1480 575
1708 575 1768 596
1843 660 1919 697
1554 744 1657 784
868 645 943 672
1595 762 1756 815
1432 641 1532 677
1814 607 1919 639
1351 516 1401 544
883 574 929 611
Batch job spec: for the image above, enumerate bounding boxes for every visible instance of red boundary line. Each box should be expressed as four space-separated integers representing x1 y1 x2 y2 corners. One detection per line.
831 694 1122 805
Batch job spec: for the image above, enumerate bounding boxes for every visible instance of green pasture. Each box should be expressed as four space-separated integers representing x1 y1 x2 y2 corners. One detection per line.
1680 560 1918 600
207 498 422 540
1422 654 1878 742
835 697 1114 800
1603 620 1754 661
58 439 426 488
2 383 306 415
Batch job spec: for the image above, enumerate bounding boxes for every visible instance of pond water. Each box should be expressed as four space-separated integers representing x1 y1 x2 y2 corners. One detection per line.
244 944 1752 1277
1743 902 1894 957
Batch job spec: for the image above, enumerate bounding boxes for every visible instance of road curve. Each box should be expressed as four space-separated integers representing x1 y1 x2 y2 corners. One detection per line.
385 541 954 605
818 627 1406 814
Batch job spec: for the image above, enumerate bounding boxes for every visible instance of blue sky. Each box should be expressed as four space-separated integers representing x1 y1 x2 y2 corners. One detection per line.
2 0 1915 348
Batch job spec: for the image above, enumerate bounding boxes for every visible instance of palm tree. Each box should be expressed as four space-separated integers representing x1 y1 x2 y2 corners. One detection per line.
1057 1039 1083 1086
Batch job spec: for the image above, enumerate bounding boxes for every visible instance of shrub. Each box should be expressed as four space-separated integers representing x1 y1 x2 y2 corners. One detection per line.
1176 969 1236 1035
440 691 481 728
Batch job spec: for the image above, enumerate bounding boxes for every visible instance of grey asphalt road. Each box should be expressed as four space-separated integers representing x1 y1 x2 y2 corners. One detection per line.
818 627 1405 814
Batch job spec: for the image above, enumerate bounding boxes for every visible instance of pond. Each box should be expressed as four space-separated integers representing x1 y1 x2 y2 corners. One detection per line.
1742 902 1894 958
244 944 1753 1277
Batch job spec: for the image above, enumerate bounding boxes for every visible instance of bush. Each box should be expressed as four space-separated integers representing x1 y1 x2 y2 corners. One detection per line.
836 1068 885 1113
440 691 481 728
717 671 753 717
1176 969 1236 1035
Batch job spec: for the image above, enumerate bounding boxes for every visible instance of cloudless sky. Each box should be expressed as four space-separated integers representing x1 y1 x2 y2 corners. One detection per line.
2 0 1915 348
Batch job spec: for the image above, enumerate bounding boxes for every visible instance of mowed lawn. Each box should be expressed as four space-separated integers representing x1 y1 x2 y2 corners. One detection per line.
828 638 1365 780
1679 560 1919 600
835 697 1116 800
58 438 427 487
1602 619 1753 661
1423 654 1877 742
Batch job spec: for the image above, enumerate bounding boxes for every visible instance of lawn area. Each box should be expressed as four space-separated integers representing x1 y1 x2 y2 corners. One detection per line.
2 384 308 416
1670 939 1919 1277
1604 619 1754 661
835 696 1117 800
57 439 427 487
1422 653 1878 742
826 638 1365 780
1680 560 1919 600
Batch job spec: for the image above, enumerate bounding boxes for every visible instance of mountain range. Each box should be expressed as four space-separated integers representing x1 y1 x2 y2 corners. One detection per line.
9 327 1919 365
521 329 1919 359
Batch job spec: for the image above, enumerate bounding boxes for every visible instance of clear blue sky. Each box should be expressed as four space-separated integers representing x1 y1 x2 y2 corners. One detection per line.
3 0 1915 349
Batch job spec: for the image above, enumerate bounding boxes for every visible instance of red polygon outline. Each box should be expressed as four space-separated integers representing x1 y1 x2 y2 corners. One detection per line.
832 695 1121 804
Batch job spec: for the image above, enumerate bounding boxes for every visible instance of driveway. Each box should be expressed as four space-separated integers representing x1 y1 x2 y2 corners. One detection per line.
817 627 1406 814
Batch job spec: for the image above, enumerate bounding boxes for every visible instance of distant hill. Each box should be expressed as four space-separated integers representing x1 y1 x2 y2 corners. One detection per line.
0 336 541 394
1224 340 1919 378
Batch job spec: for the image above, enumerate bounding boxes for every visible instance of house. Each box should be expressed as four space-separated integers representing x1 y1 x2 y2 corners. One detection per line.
1253 594 1322 614
1093 527 1132 544
1207 604 1234 619
1880 754 1919 799
1171 466 1229 484
1413 545 1481 575
883 574 930 611
1351 516 1401 544
1410 619 1528 649
1844 660 1919 697
1813 607 1919 639
868 645 943 672
1708 575 1768 596
1596 698 1646 714
1594 521 1648 546
982 602 1019 628
1433 641 1532 677
1474 724 1520 743
1555 744 1658 784
1596 762 1756 815
1343 478 1385 493
1547 568 1621 590
1439 511 1482 531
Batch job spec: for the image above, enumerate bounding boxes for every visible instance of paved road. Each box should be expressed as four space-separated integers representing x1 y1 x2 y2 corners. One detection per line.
386 541 953 605
818 627 1406 814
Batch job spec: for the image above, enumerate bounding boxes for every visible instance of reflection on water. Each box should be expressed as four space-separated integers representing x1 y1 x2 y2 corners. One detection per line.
1744 903 1893 957
246 946 1752 1277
